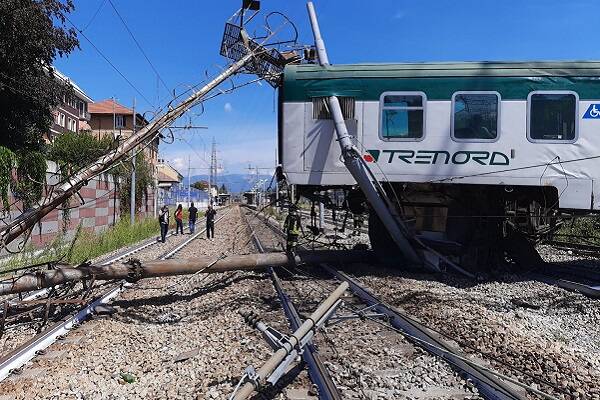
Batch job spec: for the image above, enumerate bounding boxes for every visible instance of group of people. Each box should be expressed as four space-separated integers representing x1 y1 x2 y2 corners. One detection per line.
158 203 217 243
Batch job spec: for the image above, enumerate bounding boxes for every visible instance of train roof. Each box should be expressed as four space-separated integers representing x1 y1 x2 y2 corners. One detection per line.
285 61 600 78
282 61 600 101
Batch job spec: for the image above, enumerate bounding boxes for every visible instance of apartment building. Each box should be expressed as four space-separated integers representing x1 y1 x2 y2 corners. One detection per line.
49 70 93 140
88 99 159 166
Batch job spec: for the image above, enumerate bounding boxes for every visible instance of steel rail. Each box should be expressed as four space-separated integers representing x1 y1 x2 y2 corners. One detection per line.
0 207 231 382
3 219 188 309
321 266 526 400
248 207 532 400
530 272 600 299
243 211 342 400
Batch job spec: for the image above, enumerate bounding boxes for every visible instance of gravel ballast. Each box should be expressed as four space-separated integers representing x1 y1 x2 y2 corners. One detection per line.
0 207 293 399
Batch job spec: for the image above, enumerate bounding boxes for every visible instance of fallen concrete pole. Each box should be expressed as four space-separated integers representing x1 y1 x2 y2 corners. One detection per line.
231 281 349 400
0 250 371 296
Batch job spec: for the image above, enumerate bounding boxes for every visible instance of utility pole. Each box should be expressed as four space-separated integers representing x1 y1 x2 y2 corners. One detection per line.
112 96 116 140
207 165 211 206
275 147 279 212
187 155 191 206
307 2 421 265
153 164 158 218
130 98 136 225
210 137 217 205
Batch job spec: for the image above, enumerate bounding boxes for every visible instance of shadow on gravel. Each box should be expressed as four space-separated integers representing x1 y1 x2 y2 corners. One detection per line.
329 258 600 293
110 274 268 325
324 261 487 290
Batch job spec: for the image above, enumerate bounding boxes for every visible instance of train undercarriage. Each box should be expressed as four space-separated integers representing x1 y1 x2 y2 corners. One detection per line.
296 183 566 272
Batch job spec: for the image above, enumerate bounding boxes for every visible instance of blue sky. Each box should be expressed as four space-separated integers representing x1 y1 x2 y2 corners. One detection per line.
55 0 599 174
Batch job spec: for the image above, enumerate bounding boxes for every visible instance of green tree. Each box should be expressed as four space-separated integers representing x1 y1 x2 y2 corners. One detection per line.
0 0 79 209
0 0 78 150
219 183 227 194
191 181 208 191
48 130 114 176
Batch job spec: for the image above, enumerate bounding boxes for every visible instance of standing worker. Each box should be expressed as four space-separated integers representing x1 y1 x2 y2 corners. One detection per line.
188 202 198 234
206 204 216 240
158 205 170 243
175 204 184 235
283 206 302 251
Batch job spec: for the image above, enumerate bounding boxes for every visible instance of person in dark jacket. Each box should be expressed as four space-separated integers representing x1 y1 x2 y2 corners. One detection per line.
205 205 216 239
158 205 170 243
188 202 198 234
174 204 184 235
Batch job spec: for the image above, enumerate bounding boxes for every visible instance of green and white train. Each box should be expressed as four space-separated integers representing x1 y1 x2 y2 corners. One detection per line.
278 61 600 262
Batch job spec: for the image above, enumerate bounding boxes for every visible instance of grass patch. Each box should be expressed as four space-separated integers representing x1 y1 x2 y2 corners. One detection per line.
68 217 160 264
0 217 160 276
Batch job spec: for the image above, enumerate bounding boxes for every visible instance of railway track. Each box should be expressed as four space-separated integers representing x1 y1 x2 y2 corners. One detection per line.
0 208 230 382
273 207 600 398
242 210 342 400
1 205 596 398
243 206 541 400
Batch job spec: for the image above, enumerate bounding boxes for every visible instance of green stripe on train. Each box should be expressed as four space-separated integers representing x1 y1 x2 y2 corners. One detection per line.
282 63 600 101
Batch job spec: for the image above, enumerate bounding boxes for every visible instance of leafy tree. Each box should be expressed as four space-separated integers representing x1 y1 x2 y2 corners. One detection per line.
219 184 227 194
0 0 79 209
111 153 153 216
48 130 114 176
191 181 208 191
0 0 78 151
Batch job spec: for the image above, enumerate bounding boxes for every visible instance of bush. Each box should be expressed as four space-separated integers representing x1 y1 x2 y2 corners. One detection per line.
556 216 600 245
48 130 113 176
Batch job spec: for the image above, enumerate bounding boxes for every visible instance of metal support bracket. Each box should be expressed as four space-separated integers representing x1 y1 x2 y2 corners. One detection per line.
327 312 388 327
230 366 262 400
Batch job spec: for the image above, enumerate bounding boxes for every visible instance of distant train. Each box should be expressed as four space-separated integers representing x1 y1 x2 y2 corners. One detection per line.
278 61 600 265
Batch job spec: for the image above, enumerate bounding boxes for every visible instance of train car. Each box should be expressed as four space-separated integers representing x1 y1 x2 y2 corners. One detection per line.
278 61 600 265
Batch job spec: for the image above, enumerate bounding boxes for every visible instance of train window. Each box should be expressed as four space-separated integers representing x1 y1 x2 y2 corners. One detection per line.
312 96 355 120
451 92 500 141
379 92 425 141
527 91 578 143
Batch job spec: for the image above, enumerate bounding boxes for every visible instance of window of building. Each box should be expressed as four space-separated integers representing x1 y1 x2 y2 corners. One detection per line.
115 115 125 128
379 92 425 140
67 118 77 132
312 97 355 120
59 113 65 127
78 101 85 117
451 92 500 141
528 91 578 142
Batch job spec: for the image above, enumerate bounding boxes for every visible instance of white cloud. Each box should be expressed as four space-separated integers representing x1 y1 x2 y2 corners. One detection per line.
224 102 233 112
170 157 186 170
